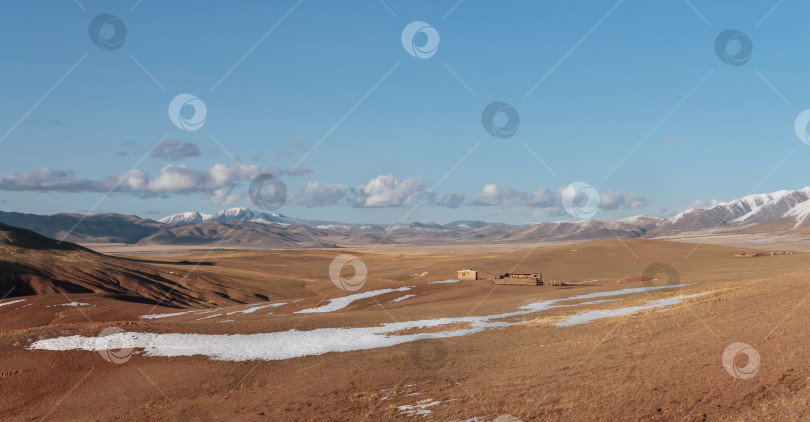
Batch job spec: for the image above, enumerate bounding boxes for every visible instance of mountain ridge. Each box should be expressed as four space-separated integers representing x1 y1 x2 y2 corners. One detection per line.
0 222 265 306
6 186 810 247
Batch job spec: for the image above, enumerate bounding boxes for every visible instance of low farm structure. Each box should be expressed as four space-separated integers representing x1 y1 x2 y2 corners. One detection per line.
734 251 792 258
457 268 478 280
493 272 543 286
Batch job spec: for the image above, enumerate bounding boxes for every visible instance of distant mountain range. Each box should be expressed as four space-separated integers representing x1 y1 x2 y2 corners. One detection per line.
4 187 810 248
0 211 163 244
157 208 344 228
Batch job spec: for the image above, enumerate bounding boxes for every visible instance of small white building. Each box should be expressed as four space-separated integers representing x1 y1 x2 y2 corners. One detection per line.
457 268 478 280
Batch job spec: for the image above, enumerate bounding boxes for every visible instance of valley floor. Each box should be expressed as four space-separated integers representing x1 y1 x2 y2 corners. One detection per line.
2 239 810 420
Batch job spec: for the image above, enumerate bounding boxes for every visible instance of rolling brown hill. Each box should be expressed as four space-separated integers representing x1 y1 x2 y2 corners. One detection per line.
497 219 654 242
0 223 268 307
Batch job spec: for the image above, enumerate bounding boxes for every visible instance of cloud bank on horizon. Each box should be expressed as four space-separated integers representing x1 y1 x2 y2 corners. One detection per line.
0 166 647 216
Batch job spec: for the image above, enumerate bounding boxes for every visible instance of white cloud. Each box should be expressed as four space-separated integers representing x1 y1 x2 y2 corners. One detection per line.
291 181 349 207
113 169 150 192
145 164 279 196
205 188 245 205
3 166 650 215
351 175 426 208
0 164 309 205
473 184 647 213
599 189 648 210
291 177 465 208
280 177 648 213
472 184 529 207
528 187 555 207
0 168 104 192
472 185 555 208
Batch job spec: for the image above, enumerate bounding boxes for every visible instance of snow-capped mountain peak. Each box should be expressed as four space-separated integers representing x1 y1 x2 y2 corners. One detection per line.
655 186 810 233
159 208 291 227
158 211 212 226
159 208 348 228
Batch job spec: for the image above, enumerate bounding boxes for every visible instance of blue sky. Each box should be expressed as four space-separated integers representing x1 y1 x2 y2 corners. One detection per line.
0 0 808 224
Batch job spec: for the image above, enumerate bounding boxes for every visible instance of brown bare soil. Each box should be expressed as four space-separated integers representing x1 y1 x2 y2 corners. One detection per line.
0 223 268 308
2 237 810 420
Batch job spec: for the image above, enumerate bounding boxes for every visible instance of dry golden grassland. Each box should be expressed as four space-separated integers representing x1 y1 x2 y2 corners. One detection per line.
3 239 810 420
